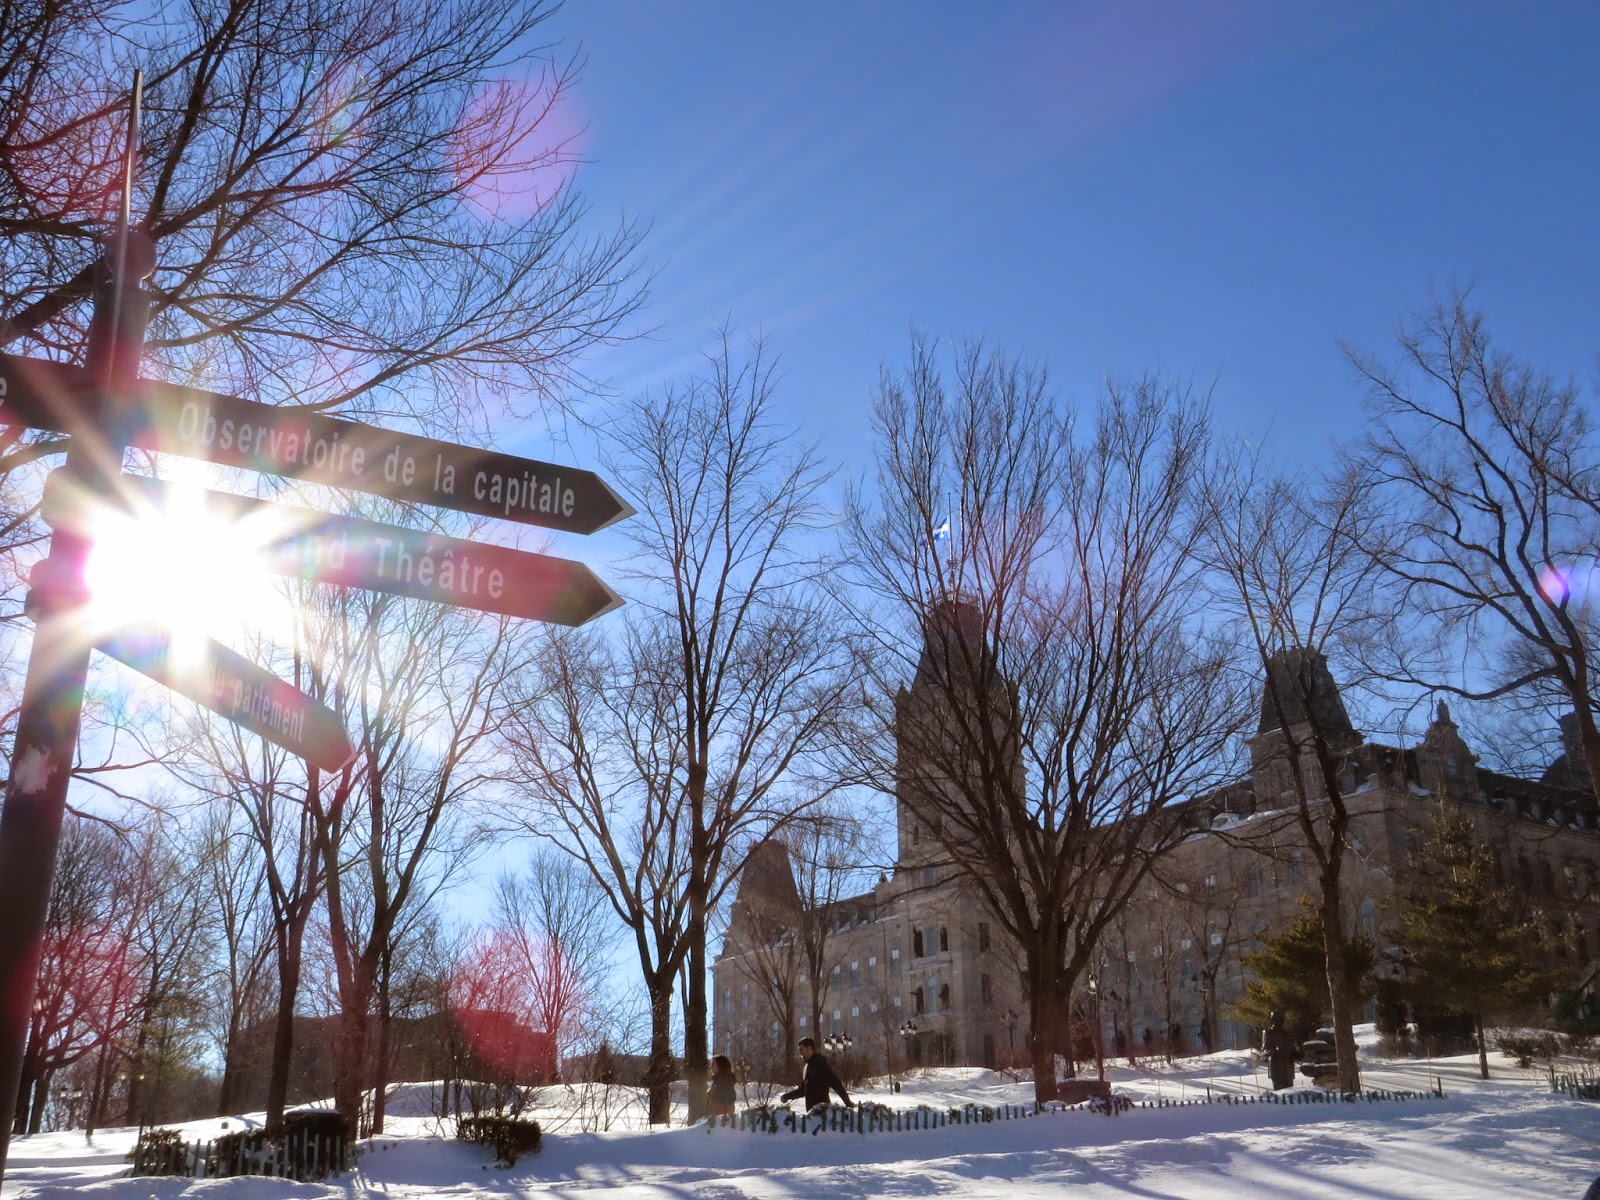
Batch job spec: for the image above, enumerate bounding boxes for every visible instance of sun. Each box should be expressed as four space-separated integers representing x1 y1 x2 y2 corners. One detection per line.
74 472 299 662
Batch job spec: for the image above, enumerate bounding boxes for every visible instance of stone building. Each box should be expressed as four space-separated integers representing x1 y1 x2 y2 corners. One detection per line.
713 644 1600 1075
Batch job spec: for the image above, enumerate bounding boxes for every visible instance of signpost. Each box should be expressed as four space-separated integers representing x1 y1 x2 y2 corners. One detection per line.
0 353 636 535
0 77 631 1187
44 472 625 626
98 624 357 773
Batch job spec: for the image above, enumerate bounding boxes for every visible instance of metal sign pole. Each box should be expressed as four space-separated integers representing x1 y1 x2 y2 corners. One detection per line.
0 74 148 1188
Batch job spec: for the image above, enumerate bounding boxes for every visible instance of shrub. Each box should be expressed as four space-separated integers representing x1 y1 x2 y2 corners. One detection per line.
1496 1031 1561 1069
458 1115 543 1166
1564 1031 1597 1060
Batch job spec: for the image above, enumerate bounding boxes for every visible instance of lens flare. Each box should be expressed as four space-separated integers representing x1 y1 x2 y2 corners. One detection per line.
1538 564 1571 605
450 73 586 220
75 472 297 667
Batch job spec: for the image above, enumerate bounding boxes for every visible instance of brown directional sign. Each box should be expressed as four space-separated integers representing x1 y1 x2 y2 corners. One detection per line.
0 352 635 535
0 353 84 434
97 623 356 772
44 473 624 626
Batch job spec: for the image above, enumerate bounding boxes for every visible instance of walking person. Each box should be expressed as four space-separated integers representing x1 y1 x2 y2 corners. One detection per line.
706 1054 737 1120
780 1037 854 1111
1262 1011 1296 1091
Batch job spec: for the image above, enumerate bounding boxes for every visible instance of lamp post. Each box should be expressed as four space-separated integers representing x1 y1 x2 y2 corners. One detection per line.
822 1033 853 1056
1004 1009 1018 1070
899 1017 920 1074
1086 979 1105 1082
60 1085 84 1131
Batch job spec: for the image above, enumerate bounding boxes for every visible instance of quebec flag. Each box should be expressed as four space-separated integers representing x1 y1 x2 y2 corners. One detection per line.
932 517 951 543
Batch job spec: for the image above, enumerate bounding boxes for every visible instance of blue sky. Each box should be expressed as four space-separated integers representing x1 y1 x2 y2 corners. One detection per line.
536 0 1597 471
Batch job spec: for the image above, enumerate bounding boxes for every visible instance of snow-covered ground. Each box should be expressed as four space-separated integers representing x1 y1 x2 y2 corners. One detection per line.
7 1027 1597 1199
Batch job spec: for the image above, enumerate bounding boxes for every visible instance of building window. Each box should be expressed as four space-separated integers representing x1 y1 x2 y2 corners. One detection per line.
939 983 950 1009
1245 865 1261 898
938 926 949 953
1204 874 1217 895
870 1001 879 1014
832 1010 842 1034
1210 931 1222 946
913 929 925 957
927 976 940 1013
893 995 903 1011
740 984 749 1010
913 987 925 1014
891 948 902 975
799 1015 808 1029
923 867 937 887
850 961 860 988
980 973 993 1004
833 964 842 984
851 1005 861 1019
978 922 991 952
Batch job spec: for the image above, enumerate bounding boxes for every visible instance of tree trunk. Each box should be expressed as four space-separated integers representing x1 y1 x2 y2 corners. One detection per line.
1025 959 1059 1105
333 1002 370 1137
684 896 708 1123
266 913 309 1134
217 1010 246 1116
1474 1011 1489 1081
644 976 675 1125
1320 894 1361 1094
13 1068 34 1135
372 948 393 1135
26 1074 47 1135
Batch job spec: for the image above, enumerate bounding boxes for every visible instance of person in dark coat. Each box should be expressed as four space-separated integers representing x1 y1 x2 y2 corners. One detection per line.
780 1038 854 1110
1262 1011 1296 1091
706 1053 737 1119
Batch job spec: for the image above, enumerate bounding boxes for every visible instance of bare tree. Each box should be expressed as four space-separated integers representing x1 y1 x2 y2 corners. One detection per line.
843 336 1246 1104
195 797 275 1117
2 0 645 420
720 812 862 1079
1199 462 1397 1093
305 584 517 1135
1350 298 1600 801
503 333 856 1123
91 816 210 1132
490 847 613 1072
12 815 143 1132
175 693 329 1132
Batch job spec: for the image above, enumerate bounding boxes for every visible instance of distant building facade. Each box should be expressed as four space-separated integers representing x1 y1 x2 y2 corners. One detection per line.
713 642 1600 1073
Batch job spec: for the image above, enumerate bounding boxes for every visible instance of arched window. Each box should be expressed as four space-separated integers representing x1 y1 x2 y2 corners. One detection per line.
913 987 925 1014
939 926 949 952
913 929 924 957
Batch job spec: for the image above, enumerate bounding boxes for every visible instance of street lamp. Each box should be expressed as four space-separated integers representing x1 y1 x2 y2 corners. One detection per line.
1085 978 1105 1081
823 1032 853 1055
59 1085 84 1130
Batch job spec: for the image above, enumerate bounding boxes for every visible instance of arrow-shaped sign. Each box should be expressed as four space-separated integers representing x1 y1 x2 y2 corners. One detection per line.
97 623 356 773
43 472 625 626
0 353 635 535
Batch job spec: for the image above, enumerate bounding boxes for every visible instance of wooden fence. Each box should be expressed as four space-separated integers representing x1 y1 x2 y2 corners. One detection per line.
706 1088 1447 1137
128 1127 354 1180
